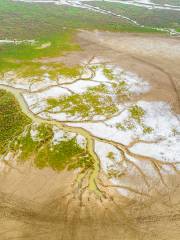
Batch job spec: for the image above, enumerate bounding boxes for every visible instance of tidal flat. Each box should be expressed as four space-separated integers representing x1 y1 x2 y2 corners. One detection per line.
0 0 180 239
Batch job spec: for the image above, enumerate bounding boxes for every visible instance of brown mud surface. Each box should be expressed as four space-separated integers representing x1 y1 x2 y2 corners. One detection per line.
0 31 180 240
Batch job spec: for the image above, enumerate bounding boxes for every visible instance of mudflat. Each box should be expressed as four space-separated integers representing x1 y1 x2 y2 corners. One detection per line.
0 30 179 240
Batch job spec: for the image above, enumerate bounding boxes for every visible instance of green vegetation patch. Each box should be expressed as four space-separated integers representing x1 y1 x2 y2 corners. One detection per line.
152 0 180 6
0 90 94 172
0 32 80 75
0 0 162 74
107 151 115 160
129 105 145 124
10 123 94 172
36 138 93 171
107 167 125 179
47 84 118 119
116 105 153 134
0 0 162 72
0 0 160 40
88 1 180 29
103 67 114 80
112 80 129 102
0 61 82 81
0 89 31 154
0 32 79 62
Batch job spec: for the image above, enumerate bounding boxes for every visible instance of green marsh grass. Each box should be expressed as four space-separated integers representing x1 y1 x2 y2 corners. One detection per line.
0 89 31 154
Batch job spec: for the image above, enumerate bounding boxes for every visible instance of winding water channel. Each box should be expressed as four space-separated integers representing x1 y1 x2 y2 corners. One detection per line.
1 70 179 198
0 83 102 194
0 82 147 197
